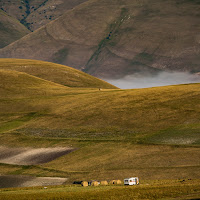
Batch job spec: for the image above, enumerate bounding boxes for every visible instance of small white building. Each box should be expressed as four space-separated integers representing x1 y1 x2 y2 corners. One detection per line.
124 177 139 185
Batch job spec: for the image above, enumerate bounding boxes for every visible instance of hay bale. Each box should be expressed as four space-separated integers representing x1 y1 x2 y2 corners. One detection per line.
100 180 108 186
81 181 88 187
114 180 122 185
109 180 116 185
91 181 99 186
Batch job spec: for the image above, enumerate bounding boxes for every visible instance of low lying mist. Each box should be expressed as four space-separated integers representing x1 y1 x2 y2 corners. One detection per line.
105 72 200 89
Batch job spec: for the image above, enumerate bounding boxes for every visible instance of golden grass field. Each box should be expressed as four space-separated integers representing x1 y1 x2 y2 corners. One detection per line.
0 59 199 198
0 179 200 200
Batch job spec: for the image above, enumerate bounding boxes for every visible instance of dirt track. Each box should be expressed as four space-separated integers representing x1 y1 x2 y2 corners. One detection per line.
0 175 68 188
0 146 74 165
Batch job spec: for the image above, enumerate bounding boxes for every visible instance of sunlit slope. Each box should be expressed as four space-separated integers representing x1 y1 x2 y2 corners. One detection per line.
0 69 68 98
0 59 117 89
2 83 198 145
0 0 200 78
0 61 199 145
0 10 30 48
0 69 69 133
0 82 199 180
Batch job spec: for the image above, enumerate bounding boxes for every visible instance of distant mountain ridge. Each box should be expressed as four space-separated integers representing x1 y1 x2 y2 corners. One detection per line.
0 0 200 79
0 0 89 31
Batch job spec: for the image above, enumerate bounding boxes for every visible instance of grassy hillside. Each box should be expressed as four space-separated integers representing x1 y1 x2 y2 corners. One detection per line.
0 10 30 48
12 84 199 144
0 59 199 185
0 59 117 89
0 69 68 98
0 77 199 144
0 58 116 135
0 0 200 78
0 60 199 143
0 135 199 181
0 68 69 133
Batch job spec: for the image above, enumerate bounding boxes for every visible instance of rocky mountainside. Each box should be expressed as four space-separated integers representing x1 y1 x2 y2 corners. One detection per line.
0 0 88 31
0 0 200 79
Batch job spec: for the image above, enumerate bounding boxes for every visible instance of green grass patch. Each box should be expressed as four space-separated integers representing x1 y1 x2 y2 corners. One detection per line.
0 113 37 133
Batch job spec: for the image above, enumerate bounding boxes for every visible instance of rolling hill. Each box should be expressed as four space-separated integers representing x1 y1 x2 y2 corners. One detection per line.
0 59 199 144
0 59 117 88
0 59 199 186
0 58 116 135
0 0 200 78
0 10 30 48
0 69 68 98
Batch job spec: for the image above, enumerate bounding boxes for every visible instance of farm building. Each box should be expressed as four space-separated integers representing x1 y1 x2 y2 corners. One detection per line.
124 177 139 185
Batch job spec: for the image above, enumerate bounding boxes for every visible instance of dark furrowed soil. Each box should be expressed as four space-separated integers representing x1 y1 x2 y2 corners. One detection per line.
0 146 75 165
0 175 68 188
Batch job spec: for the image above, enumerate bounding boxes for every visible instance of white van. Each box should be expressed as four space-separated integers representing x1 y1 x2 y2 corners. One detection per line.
124 177 139 185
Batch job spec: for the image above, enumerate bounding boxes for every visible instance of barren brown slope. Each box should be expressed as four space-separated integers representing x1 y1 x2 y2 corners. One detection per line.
26 0 89 31
0 0 200 79
0 10 30 48
0 0 89 31
0 146 74 165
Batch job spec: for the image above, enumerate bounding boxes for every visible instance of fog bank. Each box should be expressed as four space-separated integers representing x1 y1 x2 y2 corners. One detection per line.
105 72 200 89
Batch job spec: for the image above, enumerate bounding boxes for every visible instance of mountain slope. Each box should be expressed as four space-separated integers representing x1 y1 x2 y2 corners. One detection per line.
0 10 30 48
0 0 89 31
0 58 116 134
0 59 117 88
0 0 200 78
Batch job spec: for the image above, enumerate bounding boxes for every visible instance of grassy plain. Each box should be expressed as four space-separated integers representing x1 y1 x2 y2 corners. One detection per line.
0 138 199 181
0 180 200 200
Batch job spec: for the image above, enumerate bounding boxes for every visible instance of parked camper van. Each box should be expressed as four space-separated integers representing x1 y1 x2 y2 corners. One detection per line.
124 177 139 185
